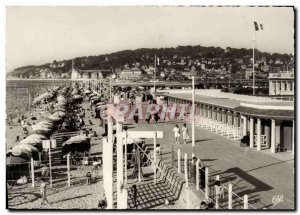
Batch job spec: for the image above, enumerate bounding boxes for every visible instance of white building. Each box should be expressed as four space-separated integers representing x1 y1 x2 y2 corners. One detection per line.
269 71 294 97
119 67 142 80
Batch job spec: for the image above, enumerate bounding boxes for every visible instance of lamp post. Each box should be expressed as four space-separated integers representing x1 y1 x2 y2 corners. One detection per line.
110 74 116 103
110 77 112 103
154 55 157 94
191 70 197 157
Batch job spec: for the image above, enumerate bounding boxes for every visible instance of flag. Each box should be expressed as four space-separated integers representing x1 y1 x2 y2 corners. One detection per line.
260 24 264 30
254 21 259 31
254 21 264 31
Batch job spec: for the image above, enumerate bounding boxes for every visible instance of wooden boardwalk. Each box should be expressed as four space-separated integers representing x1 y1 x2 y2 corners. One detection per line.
129 120 294 209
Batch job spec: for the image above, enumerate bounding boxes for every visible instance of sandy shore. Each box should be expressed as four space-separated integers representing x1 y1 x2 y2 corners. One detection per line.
7 95 105 209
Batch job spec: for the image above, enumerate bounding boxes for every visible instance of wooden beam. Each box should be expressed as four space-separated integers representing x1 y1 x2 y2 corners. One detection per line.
125 131 163 139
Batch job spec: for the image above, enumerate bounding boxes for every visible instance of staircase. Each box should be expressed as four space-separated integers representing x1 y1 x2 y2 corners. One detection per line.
126 150 186 209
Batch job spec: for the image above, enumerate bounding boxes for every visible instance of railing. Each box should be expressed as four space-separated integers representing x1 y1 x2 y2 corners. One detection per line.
254 135 267 147
164 147 257 210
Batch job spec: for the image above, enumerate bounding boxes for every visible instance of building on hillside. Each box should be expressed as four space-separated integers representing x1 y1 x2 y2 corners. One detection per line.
40 68 52 79
245 68 253 79
143 66 155 76
118 67 142 80
269 71 294 99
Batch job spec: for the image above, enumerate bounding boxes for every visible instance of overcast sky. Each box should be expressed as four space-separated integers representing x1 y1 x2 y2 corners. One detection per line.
6 6 294 71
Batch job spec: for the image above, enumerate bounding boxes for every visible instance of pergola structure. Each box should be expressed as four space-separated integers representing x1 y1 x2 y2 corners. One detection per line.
102 100 163 209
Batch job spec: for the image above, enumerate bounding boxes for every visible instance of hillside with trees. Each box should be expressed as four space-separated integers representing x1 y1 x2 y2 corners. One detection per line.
8 45 294 78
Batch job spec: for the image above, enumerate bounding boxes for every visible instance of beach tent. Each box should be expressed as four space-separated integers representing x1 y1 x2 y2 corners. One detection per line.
62 135 89 146
9 143 39 159
48 113 63 122
85 90 91 94
74 95 83 99
19 134 47 147
6 155 30 183
62 135 91 155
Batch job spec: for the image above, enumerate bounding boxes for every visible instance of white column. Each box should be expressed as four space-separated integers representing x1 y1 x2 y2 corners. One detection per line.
228 183 232 209
103 137 113 209
31 157 35 187
242 116 247 136
116 122 123 209
215 175 220 209
196 160 200 191
67 153 71 187
184 153 188 188
244 195 248 209
271 119 276 153
153 132 157 184
124 132 128 184
205 168 209 199
49 147 52 188
192 77 195 148
292 120 294 155
177 149 181 173
250 117 254 148
257 118 261 151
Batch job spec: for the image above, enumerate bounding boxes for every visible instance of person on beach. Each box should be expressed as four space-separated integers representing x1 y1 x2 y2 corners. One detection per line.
190 156 197 184
182 123 190 144
145 112 151 124
41 165 50 179
98 198 107 209
132 184 138 209
40 178 50 206
154 112 159 123
173 124 180 144
86 171 92 185
133 110 139 124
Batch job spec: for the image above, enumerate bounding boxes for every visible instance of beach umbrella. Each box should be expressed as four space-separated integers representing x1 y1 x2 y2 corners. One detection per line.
74 95 83 99
48 114 63 122
19 134 47 145
71 90 79 95
32 125 52 131
20 143 39 152
32 122 52 130
95 105 107 110
54 108 66 112
26 134 47 140
32 128 52 135
62 135 89 146
53 111 66 117
85 90 91 94
89 93 97 98
11 143 38 158
11 146 24 156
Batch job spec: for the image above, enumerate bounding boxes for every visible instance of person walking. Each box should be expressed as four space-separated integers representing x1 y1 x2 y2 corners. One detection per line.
133 110 139 124
145 112 151 124
173 124 180 145
40 178 50 206
182 123 190 144
190 156 197 185
132 184 138 209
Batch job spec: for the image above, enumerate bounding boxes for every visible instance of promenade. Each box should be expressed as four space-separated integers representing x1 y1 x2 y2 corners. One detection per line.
129 120 294 209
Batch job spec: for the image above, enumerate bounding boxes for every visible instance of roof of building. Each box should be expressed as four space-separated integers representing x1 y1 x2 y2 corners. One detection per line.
234 106 294 120
162 89 294 120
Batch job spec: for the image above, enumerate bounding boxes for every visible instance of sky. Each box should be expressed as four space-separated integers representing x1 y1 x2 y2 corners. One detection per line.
6 6 294 71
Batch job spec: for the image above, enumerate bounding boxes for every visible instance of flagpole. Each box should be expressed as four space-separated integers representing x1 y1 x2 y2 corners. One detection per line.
154 55 156 93
252 22 255 96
